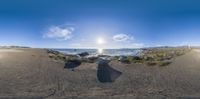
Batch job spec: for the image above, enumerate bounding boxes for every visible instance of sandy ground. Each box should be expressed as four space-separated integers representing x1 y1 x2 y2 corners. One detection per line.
0 48 200 99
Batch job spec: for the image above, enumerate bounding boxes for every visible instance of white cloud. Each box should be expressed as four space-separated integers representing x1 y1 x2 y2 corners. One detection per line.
43 25 74 40
113 34 133 42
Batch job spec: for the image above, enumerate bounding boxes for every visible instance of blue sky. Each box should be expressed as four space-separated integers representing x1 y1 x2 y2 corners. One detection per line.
0 0 200 48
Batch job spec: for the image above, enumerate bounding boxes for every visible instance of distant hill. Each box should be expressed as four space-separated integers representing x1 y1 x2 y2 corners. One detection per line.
0 46 30 48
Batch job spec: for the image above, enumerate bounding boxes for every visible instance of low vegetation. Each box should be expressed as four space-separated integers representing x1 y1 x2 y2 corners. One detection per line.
117 47 191 66
47 47 191 67
47 50 67 61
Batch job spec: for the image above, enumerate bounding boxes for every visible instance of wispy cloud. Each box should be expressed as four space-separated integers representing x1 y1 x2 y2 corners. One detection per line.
43 25 74 40
113 34 133 42
112 34 144 48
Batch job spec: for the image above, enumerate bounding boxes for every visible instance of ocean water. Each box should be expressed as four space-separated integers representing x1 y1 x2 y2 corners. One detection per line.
54 49 142 56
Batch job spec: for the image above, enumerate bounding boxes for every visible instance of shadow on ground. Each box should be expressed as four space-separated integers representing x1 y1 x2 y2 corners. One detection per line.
64 60 81 69
97 59 122 83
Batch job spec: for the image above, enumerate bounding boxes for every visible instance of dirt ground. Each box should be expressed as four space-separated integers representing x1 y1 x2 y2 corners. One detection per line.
0 48 200 99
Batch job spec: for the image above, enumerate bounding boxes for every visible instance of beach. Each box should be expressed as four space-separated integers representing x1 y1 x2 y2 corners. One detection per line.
0 48 200 98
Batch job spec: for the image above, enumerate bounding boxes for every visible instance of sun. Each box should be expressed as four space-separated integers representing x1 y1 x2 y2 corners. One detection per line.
97 37 105 45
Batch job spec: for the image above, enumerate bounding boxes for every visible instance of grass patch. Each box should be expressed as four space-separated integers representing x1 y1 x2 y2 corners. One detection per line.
139 47 191 66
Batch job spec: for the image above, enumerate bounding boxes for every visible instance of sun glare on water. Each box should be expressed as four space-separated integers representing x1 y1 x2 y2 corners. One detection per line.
96 37 105 54
98 48 103 54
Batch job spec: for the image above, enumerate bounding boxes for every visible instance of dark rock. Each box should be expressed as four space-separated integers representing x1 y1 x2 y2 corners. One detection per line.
78 52 89 57
64 60 81 69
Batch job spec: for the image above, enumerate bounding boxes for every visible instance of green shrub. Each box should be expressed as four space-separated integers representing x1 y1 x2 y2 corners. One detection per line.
127 56 134 63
